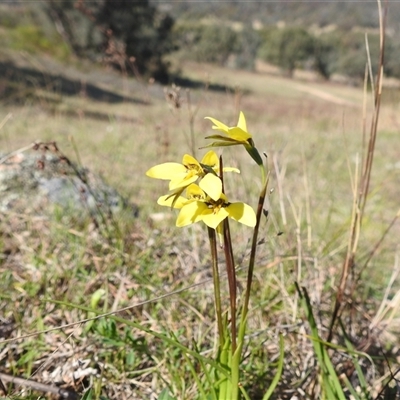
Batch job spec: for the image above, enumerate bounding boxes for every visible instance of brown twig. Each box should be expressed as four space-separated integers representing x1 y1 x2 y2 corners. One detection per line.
0 372 78 399
0 143 36 165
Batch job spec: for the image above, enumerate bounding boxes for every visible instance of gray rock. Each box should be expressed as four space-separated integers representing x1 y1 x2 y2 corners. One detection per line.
0 151 138 219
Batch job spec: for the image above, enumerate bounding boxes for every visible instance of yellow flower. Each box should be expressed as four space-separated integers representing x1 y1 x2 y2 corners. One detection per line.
205 111 254 147
158 184 256 229
205 111 263 166
146 151 238 201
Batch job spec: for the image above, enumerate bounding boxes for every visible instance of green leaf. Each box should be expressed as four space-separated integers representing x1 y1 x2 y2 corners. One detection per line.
262 334 284 400
295 283 347 400
157 388 176 400
81 389 93 400
90 288 106 309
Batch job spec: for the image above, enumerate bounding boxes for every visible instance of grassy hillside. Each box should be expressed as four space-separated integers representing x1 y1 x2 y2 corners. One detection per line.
1 25 400 400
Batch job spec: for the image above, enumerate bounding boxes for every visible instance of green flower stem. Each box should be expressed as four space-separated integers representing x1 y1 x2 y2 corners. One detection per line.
218 334 231 400
238 170 269 347
227 171 269 400
244 166 269 313
223 218 237 354
230 344 241 400
218 155 237 354
219 155 238 399
259 162 266 189
208 226 224 349
245 144 264 168
222 217 241 400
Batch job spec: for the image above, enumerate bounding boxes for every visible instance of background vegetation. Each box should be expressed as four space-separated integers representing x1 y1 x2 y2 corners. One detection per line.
4 0 400 83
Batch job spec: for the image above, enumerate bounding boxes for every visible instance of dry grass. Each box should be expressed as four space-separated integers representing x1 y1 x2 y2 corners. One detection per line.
1 50 400 399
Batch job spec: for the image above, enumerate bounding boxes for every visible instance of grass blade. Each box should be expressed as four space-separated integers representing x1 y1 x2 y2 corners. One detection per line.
262 333 284 400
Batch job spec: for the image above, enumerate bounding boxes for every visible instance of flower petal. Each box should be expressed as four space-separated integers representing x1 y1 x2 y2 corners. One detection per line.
201 150 219 168
205 134 239 143
202 207 229 229
186 184 207 201
146 163 186 180
182 154 201 169
157 194 187 209
205 116 229 133
237 111 247 132
216 223 224 244
227 202 256 227
202 141 243 148
176 201 207 227
199 173 222 201
223 167 240 173
227 127 252 142
169 173 198 190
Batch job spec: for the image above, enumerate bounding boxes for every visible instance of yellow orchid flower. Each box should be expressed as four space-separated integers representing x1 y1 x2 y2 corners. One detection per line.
205 111 254 147
205 111 263 166
158 184 256 229
146 151 238 201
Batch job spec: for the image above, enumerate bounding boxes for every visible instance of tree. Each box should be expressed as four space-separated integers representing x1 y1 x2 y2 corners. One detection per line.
172 21 238 66
41 0 175 82
234 25 261 71
94 0 175 81
258 26 314 77
313 33 340 79
335 31 380 83
196 24 237 65
41 0 93 58
385 38 400 79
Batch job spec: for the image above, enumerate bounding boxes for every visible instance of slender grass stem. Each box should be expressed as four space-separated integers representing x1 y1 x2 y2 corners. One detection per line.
327 0 387 341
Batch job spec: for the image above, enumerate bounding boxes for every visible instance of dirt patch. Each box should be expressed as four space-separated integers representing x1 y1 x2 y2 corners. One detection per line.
293 83 359 106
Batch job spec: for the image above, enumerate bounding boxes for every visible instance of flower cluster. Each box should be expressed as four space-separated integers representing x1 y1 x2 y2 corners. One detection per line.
146 112 259 230
157 183 256 229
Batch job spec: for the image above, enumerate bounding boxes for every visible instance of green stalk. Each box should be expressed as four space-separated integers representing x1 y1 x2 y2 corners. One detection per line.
223 218 237 353
217 155 239 399
208 227 224 349
259 162 266 189
231 163 269 399
240 171 269 328
219 156 237 354
218 332 231 400
230 343 241 400
222 218 239 399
